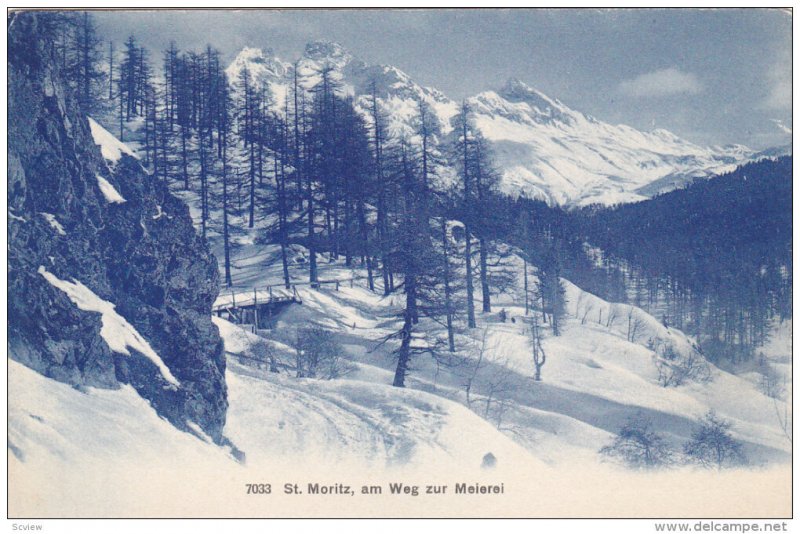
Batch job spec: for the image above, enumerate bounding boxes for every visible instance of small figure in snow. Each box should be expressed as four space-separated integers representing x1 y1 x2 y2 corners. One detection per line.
482 452 497 469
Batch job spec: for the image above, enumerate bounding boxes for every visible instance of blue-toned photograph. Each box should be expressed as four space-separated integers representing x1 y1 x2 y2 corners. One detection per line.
6 8 792 520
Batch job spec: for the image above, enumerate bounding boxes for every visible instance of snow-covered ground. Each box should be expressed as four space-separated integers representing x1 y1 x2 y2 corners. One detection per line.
8 271 792 516
9 215 792 517
206 253 792 462
9 111 790 518
80 119 796 466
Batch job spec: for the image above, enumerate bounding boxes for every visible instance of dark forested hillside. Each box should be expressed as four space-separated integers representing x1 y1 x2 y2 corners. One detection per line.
578 157 792 363
583 157 791 275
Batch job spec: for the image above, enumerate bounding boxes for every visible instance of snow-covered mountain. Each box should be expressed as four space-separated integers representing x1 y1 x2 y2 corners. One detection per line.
226 41 755 207
226 41 459 138
469 79 752 206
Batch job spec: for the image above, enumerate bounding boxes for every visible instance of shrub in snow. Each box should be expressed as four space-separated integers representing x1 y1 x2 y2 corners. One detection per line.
463 327 520 429
293 324 348 379
529 313 546 381
756 358 785 400
683 411 747 469
251 339 280 373
650 340 711 387
625 309 647 343
600 415 675 469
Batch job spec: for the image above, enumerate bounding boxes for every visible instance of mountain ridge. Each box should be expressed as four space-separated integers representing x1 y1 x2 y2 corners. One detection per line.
226 41 768 206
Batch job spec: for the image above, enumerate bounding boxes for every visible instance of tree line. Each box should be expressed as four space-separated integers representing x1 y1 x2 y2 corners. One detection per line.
577 157 792 364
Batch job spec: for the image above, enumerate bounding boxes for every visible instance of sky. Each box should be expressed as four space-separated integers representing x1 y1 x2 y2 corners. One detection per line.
93 8 792 150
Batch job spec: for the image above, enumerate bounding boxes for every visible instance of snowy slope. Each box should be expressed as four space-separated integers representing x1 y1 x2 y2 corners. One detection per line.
8 359 236 516
9 251 791 516
209 248 791 468
12 107 790 518
225 44 752 206
8 342 544 516
48 121 789 469
469 79 750 206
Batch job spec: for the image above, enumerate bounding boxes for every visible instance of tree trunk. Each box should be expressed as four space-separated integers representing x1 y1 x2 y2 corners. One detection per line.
248 141 256 228
325 204 334 262
308 172 318 285
378 194 390 295
524 258 529 315
392 279 416 388
199 129 207 238
460 103 476 328
276 151 291 289
479 236 491 312
118 84 124 141
441 219 456 352
465 225 476 328
222 133 232 287
358 200 374 291
108 41 114 101
181 126 189 190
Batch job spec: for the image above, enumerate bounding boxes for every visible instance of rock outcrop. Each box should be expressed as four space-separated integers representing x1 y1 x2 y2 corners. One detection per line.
8 12 228 442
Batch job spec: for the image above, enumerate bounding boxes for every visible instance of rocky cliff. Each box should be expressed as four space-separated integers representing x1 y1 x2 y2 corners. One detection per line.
7 12 228 443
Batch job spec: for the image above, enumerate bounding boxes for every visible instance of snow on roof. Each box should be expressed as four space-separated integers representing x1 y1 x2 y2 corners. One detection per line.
95 174 126 204
87 117 138 163
38 266 179 386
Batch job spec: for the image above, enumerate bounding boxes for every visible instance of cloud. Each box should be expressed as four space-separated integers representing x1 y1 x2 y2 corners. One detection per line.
770 119 792 135
762 78 791 110
618 68 703 98
760 54 791 111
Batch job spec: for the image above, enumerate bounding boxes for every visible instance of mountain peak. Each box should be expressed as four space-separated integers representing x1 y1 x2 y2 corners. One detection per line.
502 77 532 93
226 46 289 83
490 77 582 128
235 46 271 63
499 77 562 110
